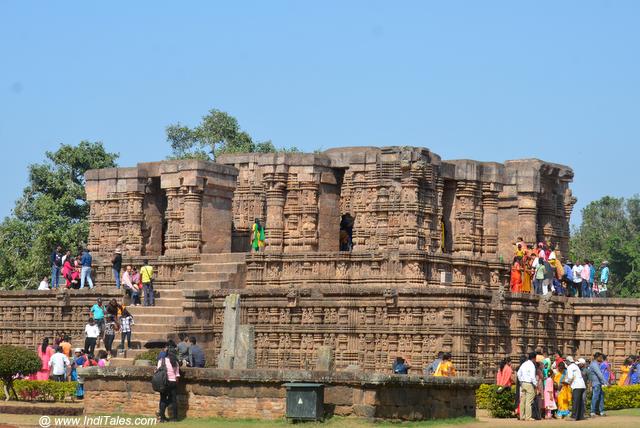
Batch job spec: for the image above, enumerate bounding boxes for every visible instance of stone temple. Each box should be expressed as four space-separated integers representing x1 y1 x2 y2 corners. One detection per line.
2 146 639 381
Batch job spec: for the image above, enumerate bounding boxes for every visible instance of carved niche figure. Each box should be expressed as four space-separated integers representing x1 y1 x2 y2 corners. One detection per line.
335 262 348 279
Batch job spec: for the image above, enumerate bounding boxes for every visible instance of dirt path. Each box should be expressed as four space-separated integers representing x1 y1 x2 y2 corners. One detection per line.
465 411 640 428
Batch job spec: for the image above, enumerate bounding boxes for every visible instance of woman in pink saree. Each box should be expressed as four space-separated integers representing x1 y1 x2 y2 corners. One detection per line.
34 337 55 380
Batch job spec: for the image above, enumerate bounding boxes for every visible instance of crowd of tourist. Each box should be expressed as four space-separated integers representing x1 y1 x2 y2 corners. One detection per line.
28 296 136 396
509 239 610 297
43 245 157 307
392 349 640 420
497 350 640 421
44 246 95 290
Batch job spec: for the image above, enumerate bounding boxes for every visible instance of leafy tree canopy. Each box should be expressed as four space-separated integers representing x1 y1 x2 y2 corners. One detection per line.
570 195 640 297
0 345 41 400
166 109 298 160
0 142 118 289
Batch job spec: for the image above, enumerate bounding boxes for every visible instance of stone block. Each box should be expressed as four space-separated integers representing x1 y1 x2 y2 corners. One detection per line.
316 345 334 371
325 385 352 406
235 325 256 369
352 404 376 418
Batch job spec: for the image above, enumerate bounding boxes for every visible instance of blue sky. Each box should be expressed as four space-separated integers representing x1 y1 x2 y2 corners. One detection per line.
1 1 638 224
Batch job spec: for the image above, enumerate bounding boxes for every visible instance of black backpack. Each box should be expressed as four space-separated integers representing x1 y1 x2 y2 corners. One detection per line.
152 358 169 393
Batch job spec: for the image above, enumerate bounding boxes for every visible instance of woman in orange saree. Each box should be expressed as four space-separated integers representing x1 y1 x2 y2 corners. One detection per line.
521 248 533 293
510 256 523 293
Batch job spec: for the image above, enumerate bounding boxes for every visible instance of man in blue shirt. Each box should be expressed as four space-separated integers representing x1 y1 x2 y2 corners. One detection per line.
589 261 596 296
587 352 606 416
600 261 610 297
188 336 206 368
80 248 94 289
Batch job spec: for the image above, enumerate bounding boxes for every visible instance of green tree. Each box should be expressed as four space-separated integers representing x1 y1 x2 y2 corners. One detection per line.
0 142 118 289
570 195 640 297
0 345 41 400
166 108 298 160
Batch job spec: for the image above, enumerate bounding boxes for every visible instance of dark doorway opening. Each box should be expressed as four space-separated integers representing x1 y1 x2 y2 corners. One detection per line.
441 180 456 253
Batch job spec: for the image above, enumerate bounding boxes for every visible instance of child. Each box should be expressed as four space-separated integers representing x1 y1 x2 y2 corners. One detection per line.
544 371 557 418
103 314 119 357
119 309 134 351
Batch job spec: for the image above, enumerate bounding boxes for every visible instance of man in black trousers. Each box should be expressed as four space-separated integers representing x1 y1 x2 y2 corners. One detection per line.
565 356 587 420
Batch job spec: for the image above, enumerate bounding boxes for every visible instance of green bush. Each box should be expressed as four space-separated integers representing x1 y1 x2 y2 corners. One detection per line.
0 345 41 400
0 380 77 401
490 387 516 418
134 348 161 363
476 384 494 409
475 384 516 418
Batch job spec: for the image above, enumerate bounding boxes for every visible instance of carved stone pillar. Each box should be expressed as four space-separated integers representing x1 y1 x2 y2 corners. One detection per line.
376 187 390 249
517 192 538 246
453 181 478 254
434 176 445 253
164 187 182 255
562 187 577 256
482 184 500 255
182 186 203 254
264 173 287 252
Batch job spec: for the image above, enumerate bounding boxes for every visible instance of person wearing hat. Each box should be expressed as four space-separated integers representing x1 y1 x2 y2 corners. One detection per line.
599 261 610 297
111 248 123 290
566 356 587 420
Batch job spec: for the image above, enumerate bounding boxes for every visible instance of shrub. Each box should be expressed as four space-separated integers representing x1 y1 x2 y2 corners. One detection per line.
475 384 516 418
490 387 516 418
476 384 494 409
0 345 41 400
134 348 161 363
0 380 77 401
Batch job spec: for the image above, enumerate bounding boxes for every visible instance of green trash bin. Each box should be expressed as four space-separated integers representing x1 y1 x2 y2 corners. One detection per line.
283 382 324 421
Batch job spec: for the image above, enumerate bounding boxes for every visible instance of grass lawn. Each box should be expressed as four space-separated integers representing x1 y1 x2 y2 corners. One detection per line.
609 407 640 416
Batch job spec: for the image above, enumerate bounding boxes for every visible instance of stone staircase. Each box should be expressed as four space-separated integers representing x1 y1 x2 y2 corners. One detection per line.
179 253 247 289
109 252 246 366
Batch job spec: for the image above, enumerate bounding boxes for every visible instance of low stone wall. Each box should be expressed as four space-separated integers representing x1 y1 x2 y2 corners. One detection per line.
80 367 481 420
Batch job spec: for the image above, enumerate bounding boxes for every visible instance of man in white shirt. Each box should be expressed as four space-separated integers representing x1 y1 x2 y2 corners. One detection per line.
84 318 101 356
565 356 586 420
517 351 538 421
48 346 70 382
572 264 583 297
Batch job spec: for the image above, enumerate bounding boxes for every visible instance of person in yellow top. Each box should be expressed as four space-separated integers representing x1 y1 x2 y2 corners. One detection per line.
140 260 154 307
554 361 572 418
434 352 456 377
618 358 632 386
